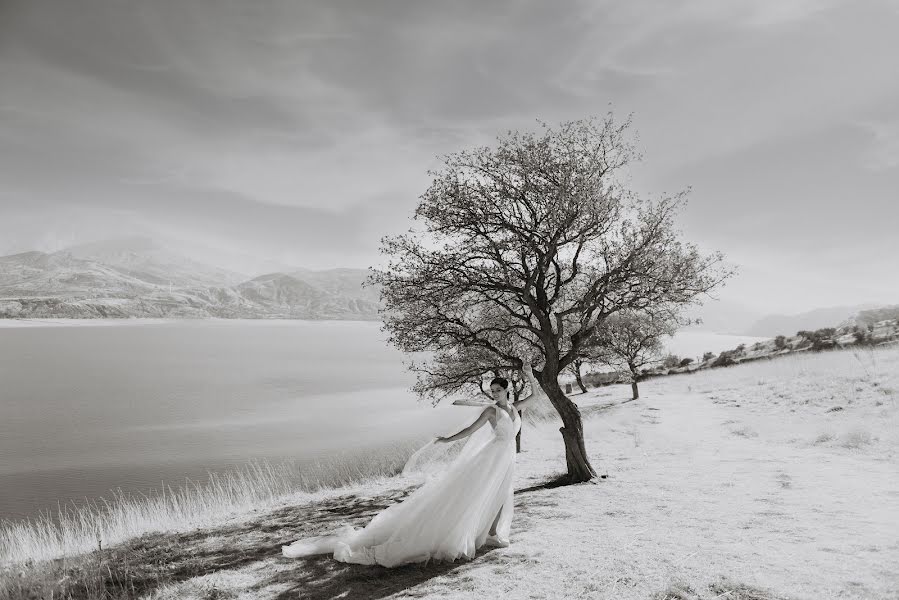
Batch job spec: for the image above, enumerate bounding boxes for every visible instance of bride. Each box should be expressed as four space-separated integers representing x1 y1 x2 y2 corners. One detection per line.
281 355 547 567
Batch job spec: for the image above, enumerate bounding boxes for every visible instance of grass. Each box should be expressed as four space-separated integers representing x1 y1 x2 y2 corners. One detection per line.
652 578 791 600
0 440 423 568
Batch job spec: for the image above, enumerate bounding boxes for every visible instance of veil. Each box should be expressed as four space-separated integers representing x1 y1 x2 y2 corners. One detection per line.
400 404 497 482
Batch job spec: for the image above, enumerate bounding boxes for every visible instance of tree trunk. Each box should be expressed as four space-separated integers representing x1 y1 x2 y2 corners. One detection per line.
573 359 588 394
631 380 639 400
515 410 522 453
540 370 597 483
513 386 522 453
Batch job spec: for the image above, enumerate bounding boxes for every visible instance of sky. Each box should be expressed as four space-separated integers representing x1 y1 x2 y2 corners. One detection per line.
1 0 897 315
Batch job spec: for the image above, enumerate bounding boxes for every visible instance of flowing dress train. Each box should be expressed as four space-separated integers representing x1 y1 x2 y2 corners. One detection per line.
281 404 521 567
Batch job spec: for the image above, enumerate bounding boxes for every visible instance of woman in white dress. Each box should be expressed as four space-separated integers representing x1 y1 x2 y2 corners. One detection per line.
281 356 547 567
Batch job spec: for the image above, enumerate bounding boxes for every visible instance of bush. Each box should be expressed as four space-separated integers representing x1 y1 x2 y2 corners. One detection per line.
711 350 738 368
679 357 694 367
774 335 787 350
702 351 716 362
735 343 746 352
662 354 682 369
582 371 626 387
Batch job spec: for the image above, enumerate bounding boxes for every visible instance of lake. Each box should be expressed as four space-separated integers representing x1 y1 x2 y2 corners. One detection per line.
0 319 469 522
0 319 766 523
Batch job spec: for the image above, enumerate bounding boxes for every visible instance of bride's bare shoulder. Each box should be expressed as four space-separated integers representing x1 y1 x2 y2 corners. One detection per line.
477 404 498 424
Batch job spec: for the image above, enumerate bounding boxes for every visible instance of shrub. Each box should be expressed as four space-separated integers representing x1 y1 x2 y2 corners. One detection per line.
702 351 715 362
774 335 787 350
711 350 737 368
679 357 694 367
662 354 682 369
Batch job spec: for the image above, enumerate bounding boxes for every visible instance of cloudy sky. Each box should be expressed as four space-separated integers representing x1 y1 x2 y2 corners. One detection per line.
1 0 897 314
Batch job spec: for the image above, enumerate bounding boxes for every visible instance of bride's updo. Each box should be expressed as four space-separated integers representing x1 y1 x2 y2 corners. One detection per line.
489 376 509 389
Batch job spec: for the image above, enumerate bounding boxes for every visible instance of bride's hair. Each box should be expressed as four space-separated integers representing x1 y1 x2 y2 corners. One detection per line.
489 376 509 389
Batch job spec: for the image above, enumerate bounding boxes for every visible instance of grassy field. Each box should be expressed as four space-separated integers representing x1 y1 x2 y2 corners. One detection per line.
2 345 897 599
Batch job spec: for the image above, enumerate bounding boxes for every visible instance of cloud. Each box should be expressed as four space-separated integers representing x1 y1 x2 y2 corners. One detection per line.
858 119 899 170
1 0 898 311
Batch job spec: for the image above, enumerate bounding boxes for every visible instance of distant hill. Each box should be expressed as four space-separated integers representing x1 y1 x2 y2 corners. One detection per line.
852 305 899 327
0 239 381 321
64 236 248 288
744 304 881 337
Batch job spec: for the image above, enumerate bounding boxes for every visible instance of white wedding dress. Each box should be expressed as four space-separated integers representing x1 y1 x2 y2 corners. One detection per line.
282 403 521 567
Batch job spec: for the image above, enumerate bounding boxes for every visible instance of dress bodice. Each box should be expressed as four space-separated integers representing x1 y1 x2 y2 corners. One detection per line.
493 404 521 442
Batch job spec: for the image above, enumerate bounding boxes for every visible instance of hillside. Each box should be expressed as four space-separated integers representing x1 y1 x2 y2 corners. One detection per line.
0 240 380 321
743 303 881 337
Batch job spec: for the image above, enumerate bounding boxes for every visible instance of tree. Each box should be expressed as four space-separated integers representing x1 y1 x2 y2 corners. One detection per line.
588 310 678 400
569 357 589 394
370 115 731 483
406 330 525 405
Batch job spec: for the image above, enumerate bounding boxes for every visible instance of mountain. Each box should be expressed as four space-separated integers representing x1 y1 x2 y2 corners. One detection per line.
744 304 882 337
0 241 381 321
235 272 380 319
288 267 381 305
64 236 248 288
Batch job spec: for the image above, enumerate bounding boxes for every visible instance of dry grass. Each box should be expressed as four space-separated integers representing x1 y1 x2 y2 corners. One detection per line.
0 441 422 567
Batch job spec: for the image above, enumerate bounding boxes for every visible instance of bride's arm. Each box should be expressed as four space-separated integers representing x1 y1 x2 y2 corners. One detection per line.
513 358 548 412
436 407 493 443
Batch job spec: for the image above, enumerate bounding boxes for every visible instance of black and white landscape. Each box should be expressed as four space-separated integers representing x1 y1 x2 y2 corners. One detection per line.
2 1 899 599
0 237 380 320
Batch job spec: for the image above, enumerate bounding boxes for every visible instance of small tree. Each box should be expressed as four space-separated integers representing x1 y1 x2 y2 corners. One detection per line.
588 310 678 400
567 357 590 394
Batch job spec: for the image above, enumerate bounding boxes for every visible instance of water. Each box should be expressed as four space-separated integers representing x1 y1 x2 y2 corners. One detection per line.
0 320 770 523
0 320 467 522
